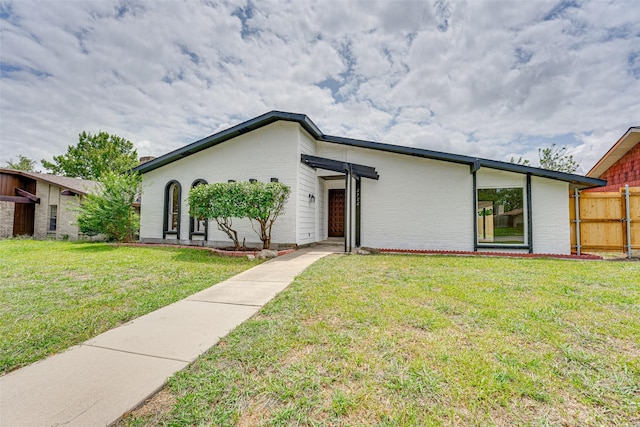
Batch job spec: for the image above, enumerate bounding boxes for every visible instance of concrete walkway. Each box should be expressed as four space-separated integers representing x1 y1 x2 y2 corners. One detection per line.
0 246 337 427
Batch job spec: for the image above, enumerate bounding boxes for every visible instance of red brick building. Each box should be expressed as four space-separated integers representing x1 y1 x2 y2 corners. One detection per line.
586 127 640 192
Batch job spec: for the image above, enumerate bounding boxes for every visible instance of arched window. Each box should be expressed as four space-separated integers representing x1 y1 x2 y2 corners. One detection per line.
190 179 208 239
163 181 181 238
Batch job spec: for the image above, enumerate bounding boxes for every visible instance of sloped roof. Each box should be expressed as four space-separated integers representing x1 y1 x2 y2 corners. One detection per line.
0 168 99 195
587 127 640 178
134 110 606 189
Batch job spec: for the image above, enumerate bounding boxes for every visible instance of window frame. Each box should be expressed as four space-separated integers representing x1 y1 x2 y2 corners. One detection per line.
189 179 208 240
48 205 57 232
476 186 526 247
473 172 532 252
163 181 182 239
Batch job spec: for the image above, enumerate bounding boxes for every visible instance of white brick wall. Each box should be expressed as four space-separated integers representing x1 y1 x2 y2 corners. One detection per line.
317 141 474 251
140 121 300 247
138 121 573 254
532 177 570 254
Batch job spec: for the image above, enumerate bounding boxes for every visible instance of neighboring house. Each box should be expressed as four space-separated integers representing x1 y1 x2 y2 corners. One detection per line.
134 111 605 255
0 169 99 240
585 127 640 192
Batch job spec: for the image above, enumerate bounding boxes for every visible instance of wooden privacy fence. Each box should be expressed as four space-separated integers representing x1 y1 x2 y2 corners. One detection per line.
570 186 640 256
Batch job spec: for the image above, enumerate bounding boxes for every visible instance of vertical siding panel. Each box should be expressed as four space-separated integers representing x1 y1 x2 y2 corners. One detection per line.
296 130 318 245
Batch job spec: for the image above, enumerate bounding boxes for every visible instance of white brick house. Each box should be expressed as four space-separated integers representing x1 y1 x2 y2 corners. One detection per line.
134 111 605 254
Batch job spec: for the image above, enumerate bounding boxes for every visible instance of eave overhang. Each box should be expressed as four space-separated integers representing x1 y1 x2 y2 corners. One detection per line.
587 127 640 178
134 111 607 189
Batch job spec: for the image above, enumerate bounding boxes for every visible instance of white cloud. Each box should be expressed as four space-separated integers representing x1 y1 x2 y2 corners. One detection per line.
0 0 638 173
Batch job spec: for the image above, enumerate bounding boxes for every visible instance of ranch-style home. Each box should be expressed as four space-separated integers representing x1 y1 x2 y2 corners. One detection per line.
134 111 605 255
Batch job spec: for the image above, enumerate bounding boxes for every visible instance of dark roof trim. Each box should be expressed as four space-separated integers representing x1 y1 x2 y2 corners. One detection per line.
134 111 606 189
134 111 319 173
301 154 380 180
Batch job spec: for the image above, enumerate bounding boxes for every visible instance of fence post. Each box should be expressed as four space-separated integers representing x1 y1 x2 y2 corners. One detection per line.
625 184 632 259
573 188 581 256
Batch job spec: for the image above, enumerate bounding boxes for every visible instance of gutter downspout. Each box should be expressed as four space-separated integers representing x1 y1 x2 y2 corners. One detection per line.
625 184 632 259
574 188 581 256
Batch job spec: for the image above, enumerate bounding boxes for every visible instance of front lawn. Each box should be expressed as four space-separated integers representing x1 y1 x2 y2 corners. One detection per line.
0 239 261 374
123 255 640 426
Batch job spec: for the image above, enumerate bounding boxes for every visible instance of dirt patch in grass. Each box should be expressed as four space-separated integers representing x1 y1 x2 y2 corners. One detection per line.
113 389 177 426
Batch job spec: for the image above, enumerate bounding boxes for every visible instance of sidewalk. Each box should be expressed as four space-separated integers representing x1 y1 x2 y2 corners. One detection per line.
0 246 337 427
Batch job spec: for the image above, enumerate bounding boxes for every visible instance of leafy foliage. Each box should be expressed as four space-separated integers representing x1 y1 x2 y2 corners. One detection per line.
510 144 580 173
509 156 530 166
538 144 579 173
188 181 291 250
42 131 138 179
244 181 291 249
76 172 141 242
188 182 246 250
4 154 37 171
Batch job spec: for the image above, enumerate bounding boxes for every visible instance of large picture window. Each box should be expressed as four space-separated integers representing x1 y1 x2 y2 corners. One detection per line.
477 187 525 245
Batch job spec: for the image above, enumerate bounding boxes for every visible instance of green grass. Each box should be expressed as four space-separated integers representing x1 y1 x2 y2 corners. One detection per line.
122 254 640 426
0 239 261 374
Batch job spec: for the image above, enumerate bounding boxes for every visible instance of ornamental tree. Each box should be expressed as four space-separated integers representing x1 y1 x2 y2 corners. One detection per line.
188 181 291 250
243 181 290 250
188 182 246 250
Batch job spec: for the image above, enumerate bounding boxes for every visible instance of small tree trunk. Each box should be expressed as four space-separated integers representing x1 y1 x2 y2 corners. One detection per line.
216 218 241 250
259 220 270 249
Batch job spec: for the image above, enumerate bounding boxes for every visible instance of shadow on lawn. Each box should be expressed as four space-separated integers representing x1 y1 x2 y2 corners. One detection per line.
69 243 117 253
170 250 244 264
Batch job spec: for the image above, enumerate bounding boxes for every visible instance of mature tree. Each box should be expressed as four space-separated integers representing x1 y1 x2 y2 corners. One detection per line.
538 144 579 173
188 182 246 250
244 181 291 250
5 154 37 171
42 131 138 179
76 172 142 242
188 180 291 250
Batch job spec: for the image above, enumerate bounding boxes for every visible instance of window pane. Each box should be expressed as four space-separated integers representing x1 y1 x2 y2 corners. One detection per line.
168 184 179 232
477 188 524 244
49 205 57 231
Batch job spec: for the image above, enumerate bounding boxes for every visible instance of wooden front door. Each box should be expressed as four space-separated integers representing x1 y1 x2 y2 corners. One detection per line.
328 189 345 237
13 203 35 236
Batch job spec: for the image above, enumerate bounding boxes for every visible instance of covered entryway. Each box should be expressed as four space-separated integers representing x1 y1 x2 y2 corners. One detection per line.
301 154 379 252
328 189 345 237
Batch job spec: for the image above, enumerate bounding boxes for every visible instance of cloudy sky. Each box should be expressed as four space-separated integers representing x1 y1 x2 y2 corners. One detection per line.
1 0 639 174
